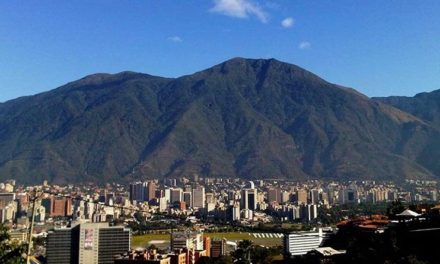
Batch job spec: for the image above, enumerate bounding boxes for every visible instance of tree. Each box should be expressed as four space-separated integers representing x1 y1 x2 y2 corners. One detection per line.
231 240 253 264
387 200 405 217
0 224 27 264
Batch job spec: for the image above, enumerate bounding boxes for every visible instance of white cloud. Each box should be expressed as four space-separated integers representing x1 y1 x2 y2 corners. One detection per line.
281 17 294 28
168 36 182 42
210 0 268 23
298 41 311 50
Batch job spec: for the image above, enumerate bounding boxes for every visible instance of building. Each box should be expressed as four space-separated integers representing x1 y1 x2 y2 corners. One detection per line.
268 188 280 204
205 193 215 204
79 222 131 264
183 192 192 208
170 231 203 251
169 251 186 264
114 249 171 264
51 196 72 217
231 203 240 221
203 236 211 257
192 186 205 209
41 198 52 215
35 205 46 222
47 225 80 264
147 182 157 201
310 189 320 204
170 189 183 203
284 229 330 256
8 229 28 243
130 182 145 202
210 238 226 258
300 204 318 222
339 188 358 204
0 202 16 223
241 189 257 211
183 248 206 264
159 197 168 212
47 223 130 264
297 189 308 204
281 191 291 204
0 192 15 203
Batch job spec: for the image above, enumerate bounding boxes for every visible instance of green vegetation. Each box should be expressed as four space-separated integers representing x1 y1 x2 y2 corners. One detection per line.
0 224 26 264
231 240 283 264
317 202 389 225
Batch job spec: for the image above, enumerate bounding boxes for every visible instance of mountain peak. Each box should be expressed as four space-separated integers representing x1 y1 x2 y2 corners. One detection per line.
1 58 439 184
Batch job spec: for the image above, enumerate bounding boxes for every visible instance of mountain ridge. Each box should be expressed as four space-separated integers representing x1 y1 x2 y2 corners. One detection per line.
1 58 440 184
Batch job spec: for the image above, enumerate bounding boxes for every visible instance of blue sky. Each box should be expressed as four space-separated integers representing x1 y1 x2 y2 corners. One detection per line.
1 0 440 102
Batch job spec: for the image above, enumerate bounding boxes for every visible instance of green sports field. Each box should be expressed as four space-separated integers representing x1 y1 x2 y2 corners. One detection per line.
132 232 283 248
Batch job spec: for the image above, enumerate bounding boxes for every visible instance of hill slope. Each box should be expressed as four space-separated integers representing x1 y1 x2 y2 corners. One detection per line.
1 58 439 184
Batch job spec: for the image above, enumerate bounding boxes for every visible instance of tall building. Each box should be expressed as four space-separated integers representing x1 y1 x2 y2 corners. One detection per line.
240 190 249 210
129 182 148 202
51 197 72 217
0 202 16 223
281 191 291 204
231 203 240 221
47 223 131 264
147 182 156 201
183 192 192 208
248 189 257 210
203 236 211 257
41 198 52 215
210 239 226 258
205 193 215 204
289 205 300 221
241 189 257 211
47 225 80 264
310 189 320 204
164 189 171 203
170 188 183 203
339 188 358 204
192 186 205 209
159 197 168 212
296 189 308 204
268 188 280 204
300 204 318 222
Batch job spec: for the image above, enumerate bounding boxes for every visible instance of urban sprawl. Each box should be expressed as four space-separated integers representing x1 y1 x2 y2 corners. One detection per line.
1 177 440 263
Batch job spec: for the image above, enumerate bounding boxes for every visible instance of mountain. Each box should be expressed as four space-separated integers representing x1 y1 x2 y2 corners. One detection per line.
1 58 440 184
374 90 440 129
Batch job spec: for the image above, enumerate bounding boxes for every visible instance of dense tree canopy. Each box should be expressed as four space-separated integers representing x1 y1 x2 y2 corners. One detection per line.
0 224 26 264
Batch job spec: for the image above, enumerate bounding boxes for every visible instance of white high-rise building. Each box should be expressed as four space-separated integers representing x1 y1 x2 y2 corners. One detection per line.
231 203 240 221
159 197 168 212
164 188 171 203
